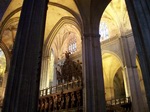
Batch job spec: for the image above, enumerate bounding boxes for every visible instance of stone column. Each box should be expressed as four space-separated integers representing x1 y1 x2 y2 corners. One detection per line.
82 33 106 112
40 56 49 90
125 0 150 110
120 37 147 112
122 68 130 97
2 0 48 111
47 56 51 87
52 64 57 86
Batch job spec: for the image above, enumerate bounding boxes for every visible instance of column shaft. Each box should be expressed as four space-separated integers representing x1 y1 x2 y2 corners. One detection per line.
40 57 49 89
2 0 48 111
120 37 148 112
125 0 150 110
82 34 106 112
122 68 130 97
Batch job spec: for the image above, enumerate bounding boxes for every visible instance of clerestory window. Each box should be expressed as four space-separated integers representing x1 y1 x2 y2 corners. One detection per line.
68 38 77 54
99 22 109 41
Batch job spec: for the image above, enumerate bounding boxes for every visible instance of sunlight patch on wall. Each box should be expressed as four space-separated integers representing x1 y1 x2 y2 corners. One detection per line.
0 48 6 87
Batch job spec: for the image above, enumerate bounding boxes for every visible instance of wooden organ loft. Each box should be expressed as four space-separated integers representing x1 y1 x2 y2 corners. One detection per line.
38 52 132 112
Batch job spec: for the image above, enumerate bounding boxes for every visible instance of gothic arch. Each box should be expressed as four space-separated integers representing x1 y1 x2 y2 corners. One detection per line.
113 67 126 99
43 17 81 57
102 52 123 82
0 17 19 36
0 8 21 39
40 17 81 89
102 50 123 66
48 2 82 25
102 51 124 100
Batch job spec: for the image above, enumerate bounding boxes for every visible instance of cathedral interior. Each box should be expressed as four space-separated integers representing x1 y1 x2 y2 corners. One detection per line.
0 0 150 112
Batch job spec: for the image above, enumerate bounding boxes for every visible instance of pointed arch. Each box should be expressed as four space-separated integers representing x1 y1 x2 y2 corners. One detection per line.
43 17 81 57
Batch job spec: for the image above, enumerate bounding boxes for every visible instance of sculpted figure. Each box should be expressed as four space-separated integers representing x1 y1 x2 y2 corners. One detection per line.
56 68 62 84
75 60 82 80
53 95 58 111
49 96 53 112
65 93 70 109
71 92 75 108
57 95 61 110
77 91 81 108
65 51 71 59
60 94 64 109
40 99 45 112
44 98 49 112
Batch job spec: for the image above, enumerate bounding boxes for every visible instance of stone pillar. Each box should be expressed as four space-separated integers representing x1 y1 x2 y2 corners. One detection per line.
120 37 147 112
122 68 130 97
2 0 48 111
40 56 49 90
52 64 57 86
125 0 150 110
82 33 106 112
47 56 51 87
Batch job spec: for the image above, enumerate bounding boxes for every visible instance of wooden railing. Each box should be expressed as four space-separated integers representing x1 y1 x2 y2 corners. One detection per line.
106 97 132 112
106 97 131 105
40 80 82 96
39 81 132 112
38 80 83 112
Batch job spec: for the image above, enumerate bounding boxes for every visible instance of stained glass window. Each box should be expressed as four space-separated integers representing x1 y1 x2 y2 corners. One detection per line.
68 38 77 54
99 22 109 41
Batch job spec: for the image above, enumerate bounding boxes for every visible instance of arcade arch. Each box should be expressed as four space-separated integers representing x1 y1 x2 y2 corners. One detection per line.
102 52 127 100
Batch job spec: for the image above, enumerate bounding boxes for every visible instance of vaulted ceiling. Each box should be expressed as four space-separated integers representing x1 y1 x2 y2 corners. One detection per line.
0 0 131 58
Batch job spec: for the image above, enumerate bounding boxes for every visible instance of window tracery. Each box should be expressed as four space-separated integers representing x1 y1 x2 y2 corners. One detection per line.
68 38 77 54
